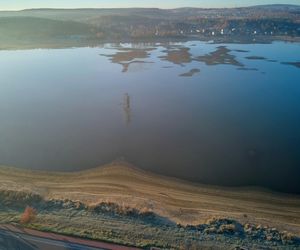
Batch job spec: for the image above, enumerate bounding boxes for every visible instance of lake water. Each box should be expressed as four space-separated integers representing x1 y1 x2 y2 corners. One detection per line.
0 41 300 193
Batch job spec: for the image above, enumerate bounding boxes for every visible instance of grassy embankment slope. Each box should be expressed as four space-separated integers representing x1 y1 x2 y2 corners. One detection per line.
1 161 300 248
0 161 299 234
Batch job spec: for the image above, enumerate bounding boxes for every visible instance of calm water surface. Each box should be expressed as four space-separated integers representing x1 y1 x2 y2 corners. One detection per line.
0 41 300 193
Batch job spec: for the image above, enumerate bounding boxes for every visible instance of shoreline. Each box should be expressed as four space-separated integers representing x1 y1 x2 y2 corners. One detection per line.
2 160 298 198
1 161 300 248
1 35 300 51
1 161 300 232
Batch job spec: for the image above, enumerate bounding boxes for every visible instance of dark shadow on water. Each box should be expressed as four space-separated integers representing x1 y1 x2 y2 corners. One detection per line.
245 56 267 60
179 68 200 77
237 67 258 71
281 61 300 68
234 49 250 53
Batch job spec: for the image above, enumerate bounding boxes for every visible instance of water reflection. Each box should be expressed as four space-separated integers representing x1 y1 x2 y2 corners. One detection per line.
120 61 153 73
123 93 131 125
179 68 200 77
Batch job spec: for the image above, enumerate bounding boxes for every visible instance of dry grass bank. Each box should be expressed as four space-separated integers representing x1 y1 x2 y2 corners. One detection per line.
0 161 300 234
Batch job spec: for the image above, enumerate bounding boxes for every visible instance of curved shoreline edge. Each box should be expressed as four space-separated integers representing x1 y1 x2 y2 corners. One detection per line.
0 161 300 248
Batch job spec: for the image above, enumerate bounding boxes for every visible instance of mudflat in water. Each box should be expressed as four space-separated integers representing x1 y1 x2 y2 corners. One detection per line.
0 41 299 193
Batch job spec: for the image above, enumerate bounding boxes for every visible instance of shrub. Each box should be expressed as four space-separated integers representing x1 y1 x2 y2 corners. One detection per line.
281 231 299 243
219 223 238 234
20 206 37 224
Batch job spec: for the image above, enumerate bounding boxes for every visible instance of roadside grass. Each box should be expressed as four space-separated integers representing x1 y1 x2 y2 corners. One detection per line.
0 164 300 248
0 202 299 249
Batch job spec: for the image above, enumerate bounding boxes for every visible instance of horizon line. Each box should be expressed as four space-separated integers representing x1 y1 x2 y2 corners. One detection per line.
1 3 300 12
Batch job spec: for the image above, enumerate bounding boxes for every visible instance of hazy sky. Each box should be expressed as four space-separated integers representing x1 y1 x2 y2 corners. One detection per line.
0 0 299 10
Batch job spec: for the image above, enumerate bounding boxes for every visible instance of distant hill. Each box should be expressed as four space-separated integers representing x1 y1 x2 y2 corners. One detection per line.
251 4 300 10
0 5 299 49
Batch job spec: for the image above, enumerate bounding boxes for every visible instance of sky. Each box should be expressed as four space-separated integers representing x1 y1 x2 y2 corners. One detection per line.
0 0 299 11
